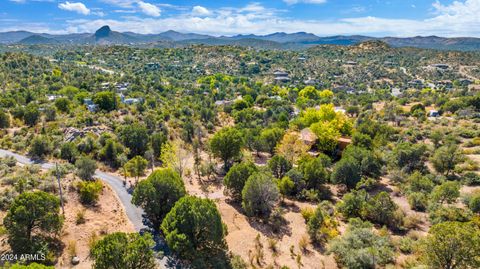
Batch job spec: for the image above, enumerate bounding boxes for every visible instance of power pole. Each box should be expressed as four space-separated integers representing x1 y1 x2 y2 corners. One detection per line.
56 163 65 215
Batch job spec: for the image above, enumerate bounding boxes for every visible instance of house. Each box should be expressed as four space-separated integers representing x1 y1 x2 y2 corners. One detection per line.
304 78 318 86
458 79 473 86
468 84 480 91
338 137 352 151
123 98 142 105
436 80 453 89
384 61 397 67
87 104 98 112
408 79 424 89
391 88 402 97
429 110 439 117
145 62 160 70
215 100 234 106
273 70 290 83
46 94 61 101
334 107 346 114
345 61 358 66
431 64 450 70
83 98 94 106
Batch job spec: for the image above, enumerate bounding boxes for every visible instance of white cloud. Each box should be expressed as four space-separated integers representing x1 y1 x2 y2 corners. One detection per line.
283 0 327 5
59 1 90 15
192 6 211 16
100 0 135 8
138 1 161 17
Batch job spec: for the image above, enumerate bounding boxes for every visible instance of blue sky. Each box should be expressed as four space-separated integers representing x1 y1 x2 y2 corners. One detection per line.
1 0 480 37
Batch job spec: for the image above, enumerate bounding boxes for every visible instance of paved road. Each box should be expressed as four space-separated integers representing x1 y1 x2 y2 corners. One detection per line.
0 149 175 268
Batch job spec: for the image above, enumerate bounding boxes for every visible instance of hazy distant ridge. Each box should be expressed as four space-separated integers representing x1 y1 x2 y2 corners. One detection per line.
2 25 480 51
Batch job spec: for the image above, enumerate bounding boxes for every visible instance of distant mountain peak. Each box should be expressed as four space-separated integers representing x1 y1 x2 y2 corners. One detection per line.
95 25 112 39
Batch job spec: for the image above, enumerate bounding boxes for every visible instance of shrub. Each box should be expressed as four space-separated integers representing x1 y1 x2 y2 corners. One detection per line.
75 156 97 181
407 192 429 211
430 181 460 204
465 191 480 213
463 172 480 185
428 204 473 224
77 180 102 205
242 172 279 217
328 219 395 268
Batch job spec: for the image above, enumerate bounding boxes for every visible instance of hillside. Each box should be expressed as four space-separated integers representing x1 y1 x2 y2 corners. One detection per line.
2 26 480 51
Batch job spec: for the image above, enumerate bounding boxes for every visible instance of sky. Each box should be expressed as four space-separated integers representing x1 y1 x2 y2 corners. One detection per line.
1 0 480 37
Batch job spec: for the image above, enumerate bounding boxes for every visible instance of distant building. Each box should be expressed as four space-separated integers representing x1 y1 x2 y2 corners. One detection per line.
87 104 98 112
429 110 440 117
46 94 61 101
273 70 290 83
408 79 424 89
304 78 318 86
83 98 94 106
391 88 402 97
431 64 450 70
145 62 160 70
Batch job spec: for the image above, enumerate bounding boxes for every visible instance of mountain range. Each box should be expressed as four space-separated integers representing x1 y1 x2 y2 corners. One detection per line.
1 25 480 51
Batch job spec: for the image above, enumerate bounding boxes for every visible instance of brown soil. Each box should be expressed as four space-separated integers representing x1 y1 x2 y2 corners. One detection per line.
56 176 135 269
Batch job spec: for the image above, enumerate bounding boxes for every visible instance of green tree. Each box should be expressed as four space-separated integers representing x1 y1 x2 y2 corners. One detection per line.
430 181 460 204
242 172 280 217
54 97 71 113
331 157 361 189
161 196 228 267
118 123 149 157
93 91 117 112
210 127 244 170
90 232 156 269
299 155 330 190
99 139 123 167
431 144 463 176
125 156 148 185
421 221 480 269
4 191 63 253
337 190 367 219
29 136 52 159
60 142 78 163
390 142 426 173
132 168 186 229
365 192 399 227
223 162 258 200
75 156 97 180
307 206 326 243
151 132 167 159
0 110 10 129
268 155 292 179
277 176 295 199
260 128 284 154
24 103 40 126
